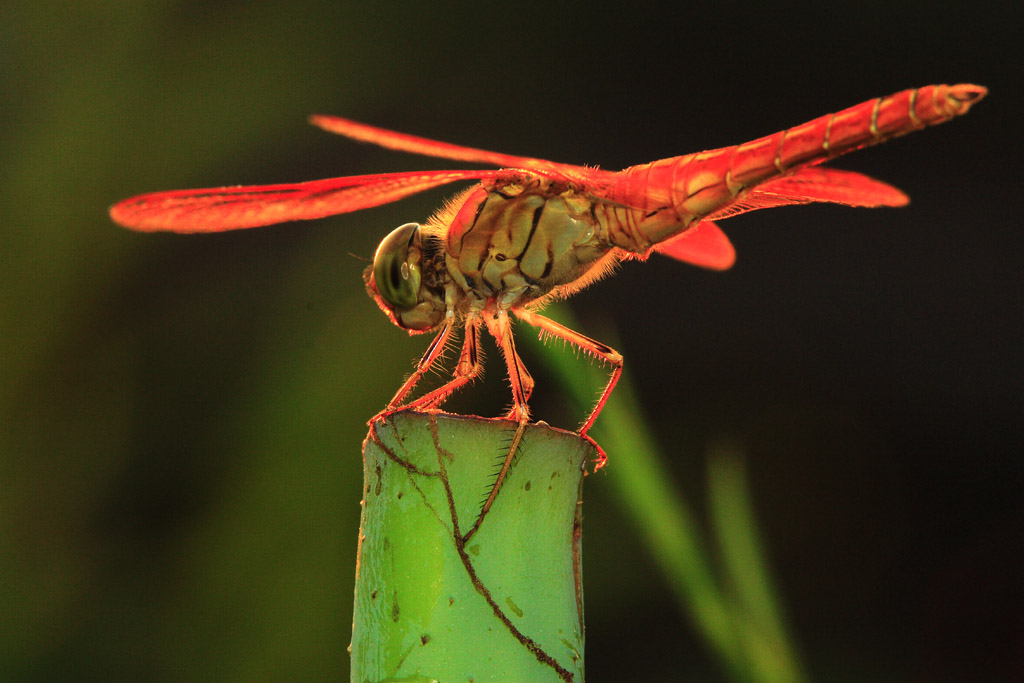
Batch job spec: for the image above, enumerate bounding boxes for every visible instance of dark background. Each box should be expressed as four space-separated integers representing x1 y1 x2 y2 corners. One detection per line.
2 1 1020 680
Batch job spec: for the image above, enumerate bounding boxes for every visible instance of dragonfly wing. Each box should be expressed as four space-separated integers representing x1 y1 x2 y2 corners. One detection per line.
110 169 497 233
310 115 588 182
652 220 736 271
708 167 909 221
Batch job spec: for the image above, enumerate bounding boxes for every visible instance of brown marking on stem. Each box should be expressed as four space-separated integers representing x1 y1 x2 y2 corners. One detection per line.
428 420 575 682
393 638 416 674
426 412 456 464
572 495 585 636
369 417 440 477
370 417 452 536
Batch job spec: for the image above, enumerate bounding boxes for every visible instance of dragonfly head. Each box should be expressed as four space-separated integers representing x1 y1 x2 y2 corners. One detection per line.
366 222 446 332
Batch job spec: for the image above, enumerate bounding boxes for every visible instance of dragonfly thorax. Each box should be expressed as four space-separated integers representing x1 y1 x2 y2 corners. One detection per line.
443 185 613 309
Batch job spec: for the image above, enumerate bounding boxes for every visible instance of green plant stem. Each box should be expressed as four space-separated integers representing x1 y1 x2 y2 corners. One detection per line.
350 411 592 683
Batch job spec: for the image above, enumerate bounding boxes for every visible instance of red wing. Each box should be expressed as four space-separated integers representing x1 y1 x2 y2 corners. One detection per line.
652 220 736 271
707 168 909 221
310 115 601 185
110 169 499 233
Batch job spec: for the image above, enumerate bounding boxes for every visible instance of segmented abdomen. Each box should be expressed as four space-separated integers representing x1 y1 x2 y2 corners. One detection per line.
609 84 986 246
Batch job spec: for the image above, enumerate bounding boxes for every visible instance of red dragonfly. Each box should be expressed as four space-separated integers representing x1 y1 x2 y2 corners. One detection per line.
111 84 985 466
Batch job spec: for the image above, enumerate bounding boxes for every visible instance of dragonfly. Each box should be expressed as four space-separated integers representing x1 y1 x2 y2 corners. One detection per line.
111 83 986 470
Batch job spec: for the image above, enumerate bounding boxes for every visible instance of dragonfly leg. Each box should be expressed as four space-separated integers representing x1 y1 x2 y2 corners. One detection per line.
462 416 529 543
402 315 483 411
486 309 534 421
460 310 534 541
514 308 622 441
370 318 454 425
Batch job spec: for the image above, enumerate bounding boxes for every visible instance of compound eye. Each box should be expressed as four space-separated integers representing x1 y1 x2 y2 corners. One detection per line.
372 223 422 309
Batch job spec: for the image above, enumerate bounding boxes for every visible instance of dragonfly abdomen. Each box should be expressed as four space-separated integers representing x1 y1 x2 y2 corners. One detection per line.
724 84 985 188
610 84 986 248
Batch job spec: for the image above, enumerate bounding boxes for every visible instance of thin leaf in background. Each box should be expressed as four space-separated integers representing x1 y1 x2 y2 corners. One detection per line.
526 304 805 682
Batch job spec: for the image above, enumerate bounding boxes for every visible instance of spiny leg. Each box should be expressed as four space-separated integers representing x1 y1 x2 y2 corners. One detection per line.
514 308 623 468
462 417 528 543
371 318 454 425
464 310 534 540
404 314 483 411
486 309 534 421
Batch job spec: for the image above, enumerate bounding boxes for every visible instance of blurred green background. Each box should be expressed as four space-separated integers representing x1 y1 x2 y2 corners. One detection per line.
2 1 1021 680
